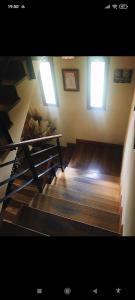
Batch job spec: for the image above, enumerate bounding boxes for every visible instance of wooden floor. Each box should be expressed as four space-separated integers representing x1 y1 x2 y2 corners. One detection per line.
69 142 122 177
30 142 122 234
0 219 45 236
15 206 118 236
2 141 123 236
30 166 121 234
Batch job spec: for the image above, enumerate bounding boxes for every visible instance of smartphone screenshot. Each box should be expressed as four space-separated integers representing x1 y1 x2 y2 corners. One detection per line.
0 1 134 298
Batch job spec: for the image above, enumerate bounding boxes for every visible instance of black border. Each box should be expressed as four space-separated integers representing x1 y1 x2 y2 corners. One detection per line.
0 1 135 294
0 236 135 297
0 1 134 55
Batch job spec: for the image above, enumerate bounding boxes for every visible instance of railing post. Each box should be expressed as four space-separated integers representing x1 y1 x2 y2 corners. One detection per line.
23 145 43 193
56 137 64 172
50 159 56 177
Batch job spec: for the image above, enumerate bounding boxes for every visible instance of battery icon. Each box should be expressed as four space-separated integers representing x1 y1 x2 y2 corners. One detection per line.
119 4 128 9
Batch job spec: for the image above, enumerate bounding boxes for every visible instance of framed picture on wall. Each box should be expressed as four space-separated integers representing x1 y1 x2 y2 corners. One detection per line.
62 69 79 91
114 69 133 83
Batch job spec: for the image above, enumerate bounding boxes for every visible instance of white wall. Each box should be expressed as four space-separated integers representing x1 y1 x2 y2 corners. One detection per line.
121 89 135 235
30 57 135 147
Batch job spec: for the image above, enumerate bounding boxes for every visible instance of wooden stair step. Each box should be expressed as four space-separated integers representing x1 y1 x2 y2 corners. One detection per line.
45 184 120 214
51 176 120 200
0 220 45 236
54 172 120 192
4 198 21 209
12 178 38 192
30 193 120 233
62 144 76 166
1 199 22 223
4 200 21 215
56 171 120 192
15 205 119 236
67 142 122 178
64 166 120 181
63 167 120 183
2 210 19 223
12 184 37 197
11 193 32 205
11 188 38 205
44 184 120 212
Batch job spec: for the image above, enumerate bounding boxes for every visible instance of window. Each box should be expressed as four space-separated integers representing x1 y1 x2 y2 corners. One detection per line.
87 57 109 109
38 57 58 106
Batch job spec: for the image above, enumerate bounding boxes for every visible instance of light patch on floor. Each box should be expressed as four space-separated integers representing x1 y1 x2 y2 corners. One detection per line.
85 171 100 179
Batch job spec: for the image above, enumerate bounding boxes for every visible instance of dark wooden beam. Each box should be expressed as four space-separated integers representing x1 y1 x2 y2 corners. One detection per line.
26 56 36 79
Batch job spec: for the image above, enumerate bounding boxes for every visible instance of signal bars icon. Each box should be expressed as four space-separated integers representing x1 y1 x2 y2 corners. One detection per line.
105 4 111 9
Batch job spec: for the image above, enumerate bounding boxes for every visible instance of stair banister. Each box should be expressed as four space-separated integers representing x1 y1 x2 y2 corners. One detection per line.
0 134 63 205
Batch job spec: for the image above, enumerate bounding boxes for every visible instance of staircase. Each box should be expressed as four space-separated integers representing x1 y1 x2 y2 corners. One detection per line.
1 175 38 222
0 138 122 236
2 143 58 222
4 166 121 236
28 167 121 235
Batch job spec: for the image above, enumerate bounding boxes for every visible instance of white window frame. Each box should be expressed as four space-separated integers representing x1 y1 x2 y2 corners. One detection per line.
38 56 59 106
87 56 109 110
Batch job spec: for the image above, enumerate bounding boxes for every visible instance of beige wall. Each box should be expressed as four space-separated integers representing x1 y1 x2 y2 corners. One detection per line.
30 57 135 147
0 71 36 209
120 89 135 235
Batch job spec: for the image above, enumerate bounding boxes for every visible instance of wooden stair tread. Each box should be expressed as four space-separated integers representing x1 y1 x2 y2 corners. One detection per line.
61 167 120 183
30 194 120 233
57 172 120 191
0 220 45 236
13 179 38 192
51 176 120 200
65 166 120 180
2 211 19 223
11 193 33 205
12 185 37 197
44 183 120 207
44 184 120 214
11 188 38 205
54 173 120 192
4 198 21 209
16 206 119 236
2 141 121 235
67 142 122 178
1 199 22 223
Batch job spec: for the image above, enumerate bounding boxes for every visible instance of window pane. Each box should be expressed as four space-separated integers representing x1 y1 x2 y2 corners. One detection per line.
90 61 105 108
40 61 56 104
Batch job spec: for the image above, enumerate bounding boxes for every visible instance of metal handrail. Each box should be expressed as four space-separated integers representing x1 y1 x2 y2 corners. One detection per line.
0 134 64 205
0 134 62 151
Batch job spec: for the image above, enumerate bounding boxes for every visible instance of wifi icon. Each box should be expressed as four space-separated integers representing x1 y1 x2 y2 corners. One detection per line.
112 4 118 9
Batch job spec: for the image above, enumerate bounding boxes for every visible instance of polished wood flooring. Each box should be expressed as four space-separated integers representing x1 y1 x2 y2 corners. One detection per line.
0 219 45 236
30 166 121 234
2 141 122 236
69 142 122 177
15 206 118 236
